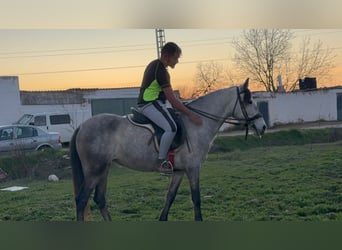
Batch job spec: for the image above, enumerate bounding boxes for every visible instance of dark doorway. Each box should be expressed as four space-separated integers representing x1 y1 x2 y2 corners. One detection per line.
257 101 270 128
337 93 342 121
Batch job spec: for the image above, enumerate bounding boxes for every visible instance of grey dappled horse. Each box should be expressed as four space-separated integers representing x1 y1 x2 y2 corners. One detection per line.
70 79 266 221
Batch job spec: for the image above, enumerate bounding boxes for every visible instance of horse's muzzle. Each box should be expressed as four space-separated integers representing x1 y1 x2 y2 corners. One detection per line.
252 122 266 137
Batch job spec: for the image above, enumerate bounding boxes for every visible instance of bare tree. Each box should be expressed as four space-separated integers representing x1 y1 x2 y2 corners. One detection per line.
192 61 244 97
232 29 293 92
187 61 238 98
232 29 335 92
288 37 335 91
192 61 224 97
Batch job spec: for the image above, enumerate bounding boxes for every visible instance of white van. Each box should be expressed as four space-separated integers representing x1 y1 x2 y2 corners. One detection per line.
15 113 75 144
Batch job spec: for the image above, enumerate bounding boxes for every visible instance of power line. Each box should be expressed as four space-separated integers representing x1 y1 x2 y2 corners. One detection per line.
0 41 233 60
2 30 341 59
3 30 342 75
294 29 342 37
0 43 155 55
11 64 146 76
0 46 155 59
0 37 235 59
3 40 340 60
11 58 231 76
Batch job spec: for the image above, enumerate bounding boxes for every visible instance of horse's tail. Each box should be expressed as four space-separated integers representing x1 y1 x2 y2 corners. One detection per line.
70 127 83 198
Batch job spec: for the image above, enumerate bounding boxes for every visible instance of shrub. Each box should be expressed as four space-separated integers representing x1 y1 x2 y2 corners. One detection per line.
0 149 70 181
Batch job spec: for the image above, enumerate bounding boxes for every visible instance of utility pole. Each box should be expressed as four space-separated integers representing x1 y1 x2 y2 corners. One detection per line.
155 29 165 58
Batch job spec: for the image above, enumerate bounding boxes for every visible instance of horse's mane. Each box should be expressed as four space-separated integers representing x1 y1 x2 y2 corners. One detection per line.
186 86 237 109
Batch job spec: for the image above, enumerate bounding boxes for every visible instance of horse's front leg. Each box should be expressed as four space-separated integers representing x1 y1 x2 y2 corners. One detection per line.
186 166 203 221
159 171 184 221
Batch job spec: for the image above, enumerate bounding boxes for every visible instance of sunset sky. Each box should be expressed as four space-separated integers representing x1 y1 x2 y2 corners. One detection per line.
1 1 342 94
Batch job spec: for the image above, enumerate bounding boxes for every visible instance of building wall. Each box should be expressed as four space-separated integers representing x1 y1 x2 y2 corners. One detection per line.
84 88 139 100
1 75 341 129
254 87 342 127
84 88 139 116
0 76 21 124
17 88 140 125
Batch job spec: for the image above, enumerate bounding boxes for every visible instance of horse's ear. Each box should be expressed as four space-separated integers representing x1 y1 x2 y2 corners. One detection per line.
243 78 249 90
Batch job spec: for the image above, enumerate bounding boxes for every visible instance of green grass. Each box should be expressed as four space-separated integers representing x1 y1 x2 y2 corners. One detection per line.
202 143 342 221
214 128 342 152
0 129 341 221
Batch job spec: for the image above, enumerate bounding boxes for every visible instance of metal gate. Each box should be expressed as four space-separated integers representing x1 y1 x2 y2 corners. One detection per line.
257 101 270 128
337 93 342 121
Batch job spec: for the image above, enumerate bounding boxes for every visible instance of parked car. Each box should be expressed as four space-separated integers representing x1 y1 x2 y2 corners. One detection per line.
14 112 75 144
0 125 62 155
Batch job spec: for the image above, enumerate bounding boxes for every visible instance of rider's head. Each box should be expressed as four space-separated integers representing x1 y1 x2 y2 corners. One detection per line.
160 42 182 69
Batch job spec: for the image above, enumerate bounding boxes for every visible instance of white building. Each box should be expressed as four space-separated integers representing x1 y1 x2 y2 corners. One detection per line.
254 87 342 127
0 76 140 127
0 76 22 124
1 76 342 129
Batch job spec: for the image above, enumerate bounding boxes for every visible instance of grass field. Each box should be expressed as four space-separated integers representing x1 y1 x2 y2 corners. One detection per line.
0 128 341 221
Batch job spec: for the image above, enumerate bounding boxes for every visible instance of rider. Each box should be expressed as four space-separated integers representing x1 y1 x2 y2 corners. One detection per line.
137 42 202 175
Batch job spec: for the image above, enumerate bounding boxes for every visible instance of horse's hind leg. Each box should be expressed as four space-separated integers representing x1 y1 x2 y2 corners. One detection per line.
159 171 184 221
75 184 94 221
93 172 112 221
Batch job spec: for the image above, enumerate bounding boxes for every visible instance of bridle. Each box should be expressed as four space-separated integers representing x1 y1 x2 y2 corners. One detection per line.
187 87 263 139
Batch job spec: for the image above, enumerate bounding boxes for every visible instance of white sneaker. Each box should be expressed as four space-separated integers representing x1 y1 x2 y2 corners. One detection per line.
159 160 173 176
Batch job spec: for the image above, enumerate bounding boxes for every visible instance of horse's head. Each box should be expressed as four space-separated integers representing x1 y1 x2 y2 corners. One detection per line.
234 78 266 137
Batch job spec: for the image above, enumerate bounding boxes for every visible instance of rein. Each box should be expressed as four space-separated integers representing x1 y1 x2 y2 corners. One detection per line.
187 87 262 140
